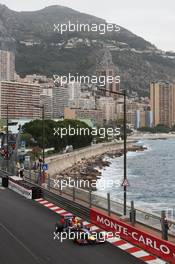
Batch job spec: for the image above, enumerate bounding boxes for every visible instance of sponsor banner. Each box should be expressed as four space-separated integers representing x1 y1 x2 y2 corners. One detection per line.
9 180 32 199
90 208 175 263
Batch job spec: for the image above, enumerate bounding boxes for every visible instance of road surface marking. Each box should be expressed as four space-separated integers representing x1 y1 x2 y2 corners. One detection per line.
0 222 42 264
35 198 43 202
118 243 134 250
44 203 54 207
106 237 121 243
132 250 150 258
50 206 60 210
55 209 66 214
39 200 49 204
146 259 166 264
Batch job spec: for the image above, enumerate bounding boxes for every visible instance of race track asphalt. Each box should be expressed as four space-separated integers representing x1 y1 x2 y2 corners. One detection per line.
0 188 145 264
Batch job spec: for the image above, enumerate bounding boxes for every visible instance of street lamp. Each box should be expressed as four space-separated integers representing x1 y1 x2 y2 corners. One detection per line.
97 88 128 216
5 105 16 173
6 104 9 171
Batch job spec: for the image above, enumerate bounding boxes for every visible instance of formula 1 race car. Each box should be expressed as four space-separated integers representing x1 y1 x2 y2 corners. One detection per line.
55 215 106 245
73 228 106 245
55 214 81 233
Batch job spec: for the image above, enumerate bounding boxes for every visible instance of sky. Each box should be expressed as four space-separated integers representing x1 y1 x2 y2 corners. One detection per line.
1 0 175 51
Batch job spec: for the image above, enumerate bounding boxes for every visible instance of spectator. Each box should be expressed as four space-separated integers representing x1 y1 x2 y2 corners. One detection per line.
19 168 24 178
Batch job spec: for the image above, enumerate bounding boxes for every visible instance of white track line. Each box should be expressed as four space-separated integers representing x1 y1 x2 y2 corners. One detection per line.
44 203 54 207
118 243 134 250
35 198 43 202
106 237 121 243
146 259 167 264
132 250 150 258
39 200 49 204
50 206 60 210
55 209 66 214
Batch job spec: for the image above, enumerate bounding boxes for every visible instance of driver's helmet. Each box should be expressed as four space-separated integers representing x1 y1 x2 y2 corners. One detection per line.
60 217 65 225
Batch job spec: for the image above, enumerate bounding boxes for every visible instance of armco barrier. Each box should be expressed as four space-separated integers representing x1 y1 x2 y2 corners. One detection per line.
24 171 175 236
0 175 8 187
8 176 42 200
9 179 33 199
23 178 90 220
90 208 175 263
42 188 90 220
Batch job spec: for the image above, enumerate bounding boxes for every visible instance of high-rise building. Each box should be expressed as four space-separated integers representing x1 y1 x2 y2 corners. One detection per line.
53 84 69 118
135 110 145 128
145 109 153 128
67 82 82 108
0 81 41 119
68 82 81 100
96 48 120 99
97 97 116 122
40 87 53 119
135 109 153 129
0 50 15 81
64 107 104 125
69 97 96 110
53 82 82 118
150 81 175 127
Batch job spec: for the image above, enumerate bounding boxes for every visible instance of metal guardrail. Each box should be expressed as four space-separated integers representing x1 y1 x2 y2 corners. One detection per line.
26 171 175 236
0 168 89 220
23 177 90 220
92 194 175 236
43 188 89 220
6 168 175 237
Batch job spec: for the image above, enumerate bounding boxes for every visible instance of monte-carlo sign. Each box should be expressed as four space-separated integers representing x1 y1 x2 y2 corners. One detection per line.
90 209 175 263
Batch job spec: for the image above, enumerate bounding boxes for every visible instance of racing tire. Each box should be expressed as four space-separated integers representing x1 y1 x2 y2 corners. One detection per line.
55 223 64 233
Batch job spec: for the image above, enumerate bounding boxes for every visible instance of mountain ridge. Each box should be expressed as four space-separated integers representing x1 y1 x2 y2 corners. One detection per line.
0 4 175 96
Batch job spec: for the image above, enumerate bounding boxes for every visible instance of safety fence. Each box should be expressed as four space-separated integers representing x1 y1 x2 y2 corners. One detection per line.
1 168 174 263
23 169 175 237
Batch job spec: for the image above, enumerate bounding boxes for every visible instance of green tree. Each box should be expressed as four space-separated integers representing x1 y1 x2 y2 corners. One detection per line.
22 119 92 152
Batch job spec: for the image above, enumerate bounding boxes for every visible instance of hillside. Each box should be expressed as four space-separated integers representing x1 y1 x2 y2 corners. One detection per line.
0 4 175 96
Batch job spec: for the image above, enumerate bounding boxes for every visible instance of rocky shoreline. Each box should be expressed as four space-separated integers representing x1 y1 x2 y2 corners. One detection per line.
55 144 147 190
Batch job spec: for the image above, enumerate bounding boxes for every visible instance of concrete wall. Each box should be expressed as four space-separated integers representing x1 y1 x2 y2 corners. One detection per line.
46 142 124 176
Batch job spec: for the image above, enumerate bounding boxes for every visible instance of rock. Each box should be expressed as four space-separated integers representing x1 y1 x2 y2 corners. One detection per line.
55 143 146 191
